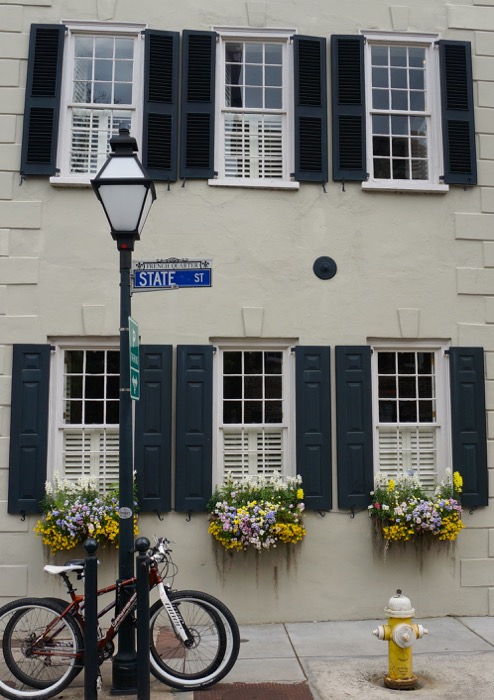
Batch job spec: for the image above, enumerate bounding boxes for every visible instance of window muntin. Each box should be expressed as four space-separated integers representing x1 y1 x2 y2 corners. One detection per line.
56 24 144 181
215 31 293 185
61 349 119 492
217 346 292 481
364 34 444 190
373 347 448 490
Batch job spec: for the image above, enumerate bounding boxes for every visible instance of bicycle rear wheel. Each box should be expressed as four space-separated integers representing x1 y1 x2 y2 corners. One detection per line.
149 589 240 690
0 598 83 699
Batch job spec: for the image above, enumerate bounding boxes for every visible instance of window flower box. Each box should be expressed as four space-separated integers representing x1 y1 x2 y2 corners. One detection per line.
368 470 464 553
34 474 138 555
207 474 306 552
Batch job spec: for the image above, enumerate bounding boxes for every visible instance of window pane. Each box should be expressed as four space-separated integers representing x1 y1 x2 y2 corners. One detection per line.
390 68 407 89
224 352 241 374
85 401 104 424
226 42 242 63
265 352 282 373
378 352 395 374
245 352 262 374
379 400 397 422
379 376 396 398
409 47 425 67
93 82 112 104
86 376 104 399
391 116 408 135
86 351 104 373
265 88 282 109
265 66 282 87
224 401 242 423
114 60 133 82
398 377 416 398
371 45 388 66
95 37 113 58
391 90 408 111
245 87 263 108
374 159 391 178
265 43 282 64
419 400 434 422
373 115 389 134
372 89 389 110
94 59 112 81
114 83 132 105
398 352 416 374
244 376 262 398
417 352 432 374
373 136 390 156
106 400 119 424
265 376 282 399
399 401 417 422
65 400 82 424
265 401 282 423
392 137 408 157
372 67 388 88
107 351 119 373
245 65 262 86
418 376 433 398
245 401 263 423
224 376 242 399
409 69 424 90
245 43 263 63
75 36 93 57
67 375 83 398
390 46 407 66
410 117 427 136
106 375 119 399
411 159 428 180
115 38 134 59
409 91 425 111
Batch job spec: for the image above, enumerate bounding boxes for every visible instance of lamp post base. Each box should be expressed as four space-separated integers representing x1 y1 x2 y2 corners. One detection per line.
111 655 138 695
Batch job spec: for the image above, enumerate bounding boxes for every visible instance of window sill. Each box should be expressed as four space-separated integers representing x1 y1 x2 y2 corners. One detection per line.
362 181 449 194
50 176 92 187
208 178 300 191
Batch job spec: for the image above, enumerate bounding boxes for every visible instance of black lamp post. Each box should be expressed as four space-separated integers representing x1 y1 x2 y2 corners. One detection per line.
91 128 156 694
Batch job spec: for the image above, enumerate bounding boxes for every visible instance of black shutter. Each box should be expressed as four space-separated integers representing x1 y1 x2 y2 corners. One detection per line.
331 35 366 182
8 345 50 514
449 348 488 507
295 347 332 510
179 31 216 179
135 346 172 513
439 41 477 186
336 346 373 510
142 31 179 182
175 346 213 511
294 36 328 183
20 24 65 177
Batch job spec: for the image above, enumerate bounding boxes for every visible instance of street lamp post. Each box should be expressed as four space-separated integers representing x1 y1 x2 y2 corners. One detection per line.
91 128 156 694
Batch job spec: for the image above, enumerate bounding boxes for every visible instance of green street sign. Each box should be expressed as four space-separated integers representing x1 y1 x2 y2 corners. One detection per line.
129 316 139 400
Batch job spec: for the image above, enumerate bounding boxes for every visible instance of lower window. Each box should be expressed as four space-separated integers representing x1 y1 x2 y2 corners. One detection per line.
372 344 450 489
216 345 293 481
51 346 120 492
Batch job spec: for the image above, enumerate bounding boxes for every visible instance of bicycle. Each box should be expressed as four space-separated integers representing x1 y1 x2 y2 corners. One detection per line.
0 537 240 699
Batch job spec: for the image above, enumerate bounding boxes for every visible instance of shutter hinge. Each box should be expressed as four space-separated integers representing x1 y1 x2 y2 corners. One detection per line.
20 510 26 522
444 349 450 356
49 345 56 352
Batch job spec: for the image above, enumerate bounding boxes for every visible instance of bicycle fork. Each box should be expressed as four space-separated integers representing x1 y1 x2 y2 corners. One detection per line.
157 583 194 647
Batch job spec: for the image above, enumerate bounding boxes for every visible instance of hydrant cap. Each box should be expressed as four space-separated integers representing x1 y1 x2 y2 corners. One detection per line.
384 589 415 618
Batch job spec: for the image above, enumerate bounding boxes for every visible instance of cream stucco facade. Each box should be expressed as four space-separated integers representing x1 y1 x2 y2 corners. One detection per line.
1 0 494 624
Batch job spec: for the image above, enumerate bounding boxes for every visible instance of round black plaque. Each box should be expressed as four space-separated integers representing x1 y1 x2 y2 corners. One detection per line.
313 256 337 280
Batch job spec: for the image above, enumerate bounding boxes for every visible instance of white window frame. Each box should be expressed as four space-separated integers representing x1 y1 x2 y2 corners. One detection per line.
51 21 146 187
212 340 296 487
209 27 299 190
362 31 448 194
48 339 120 492
371 340 451 489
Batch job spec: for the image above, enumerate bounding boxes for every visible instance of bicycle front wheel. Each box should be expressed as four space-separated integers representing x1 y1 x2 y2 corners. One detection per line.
0 598 83 699
149 589 240 690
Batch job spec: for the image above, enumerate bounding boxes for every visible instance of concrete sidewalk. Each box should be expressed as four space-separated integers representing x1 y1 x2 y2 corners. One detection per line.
62 616 494 699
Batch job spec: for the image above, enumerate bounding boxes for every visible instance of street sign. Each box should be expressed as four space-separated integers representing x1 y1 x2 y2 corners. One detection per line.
132 258 212 292
129 316 139 400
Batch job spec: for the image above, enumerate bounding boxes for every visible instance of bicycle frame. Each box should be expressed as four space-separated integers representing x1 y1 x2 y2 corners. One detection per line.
45 558 191 660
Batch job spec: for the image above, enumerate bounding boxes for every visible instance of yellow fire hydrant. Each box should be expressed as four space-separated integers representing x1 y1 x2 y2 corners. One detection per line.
372 589 428 690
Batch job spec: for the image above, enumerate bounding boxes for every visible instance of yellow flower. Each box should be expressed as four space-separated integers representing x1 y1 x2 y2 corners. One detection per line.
453 471 463 493
387 479 395 493
296 488 304 500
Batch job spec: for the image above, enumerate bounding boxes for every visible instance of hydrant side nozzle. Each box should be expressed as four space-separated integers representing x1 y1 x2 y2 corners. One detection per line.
416 624 428 639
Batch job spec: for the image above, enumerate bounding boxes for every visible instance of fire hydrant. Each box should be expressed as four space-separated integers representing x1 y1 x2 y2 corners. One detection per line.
372 589 428 690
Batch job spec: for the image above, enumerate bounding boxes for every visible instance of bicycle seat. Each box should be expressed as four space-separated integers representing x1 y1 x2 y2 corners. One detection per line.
44 561 85 575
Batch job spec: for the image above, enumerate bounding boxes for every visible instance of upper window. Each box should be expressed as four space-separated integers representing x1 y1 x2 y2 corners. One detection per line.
57 23 144 183
50 345 120 493
212 30 294 187
364 34 445 191
331 34 476 190
371 343 450 490
214 344 294 483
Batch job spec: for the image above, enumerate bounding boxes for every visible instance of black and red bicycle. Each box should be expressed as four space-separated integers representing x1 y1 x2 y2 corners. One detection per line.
0 537 239 699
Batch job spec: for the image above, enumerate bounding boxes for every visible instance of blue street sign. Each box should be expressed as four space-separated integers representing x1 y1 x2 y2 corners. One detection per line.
132 260 212 292
129 316 139 400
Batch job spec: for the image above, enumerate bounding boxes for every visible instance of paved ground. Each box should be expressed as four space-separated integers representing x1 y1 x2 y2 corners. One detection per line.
57 616 494 699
